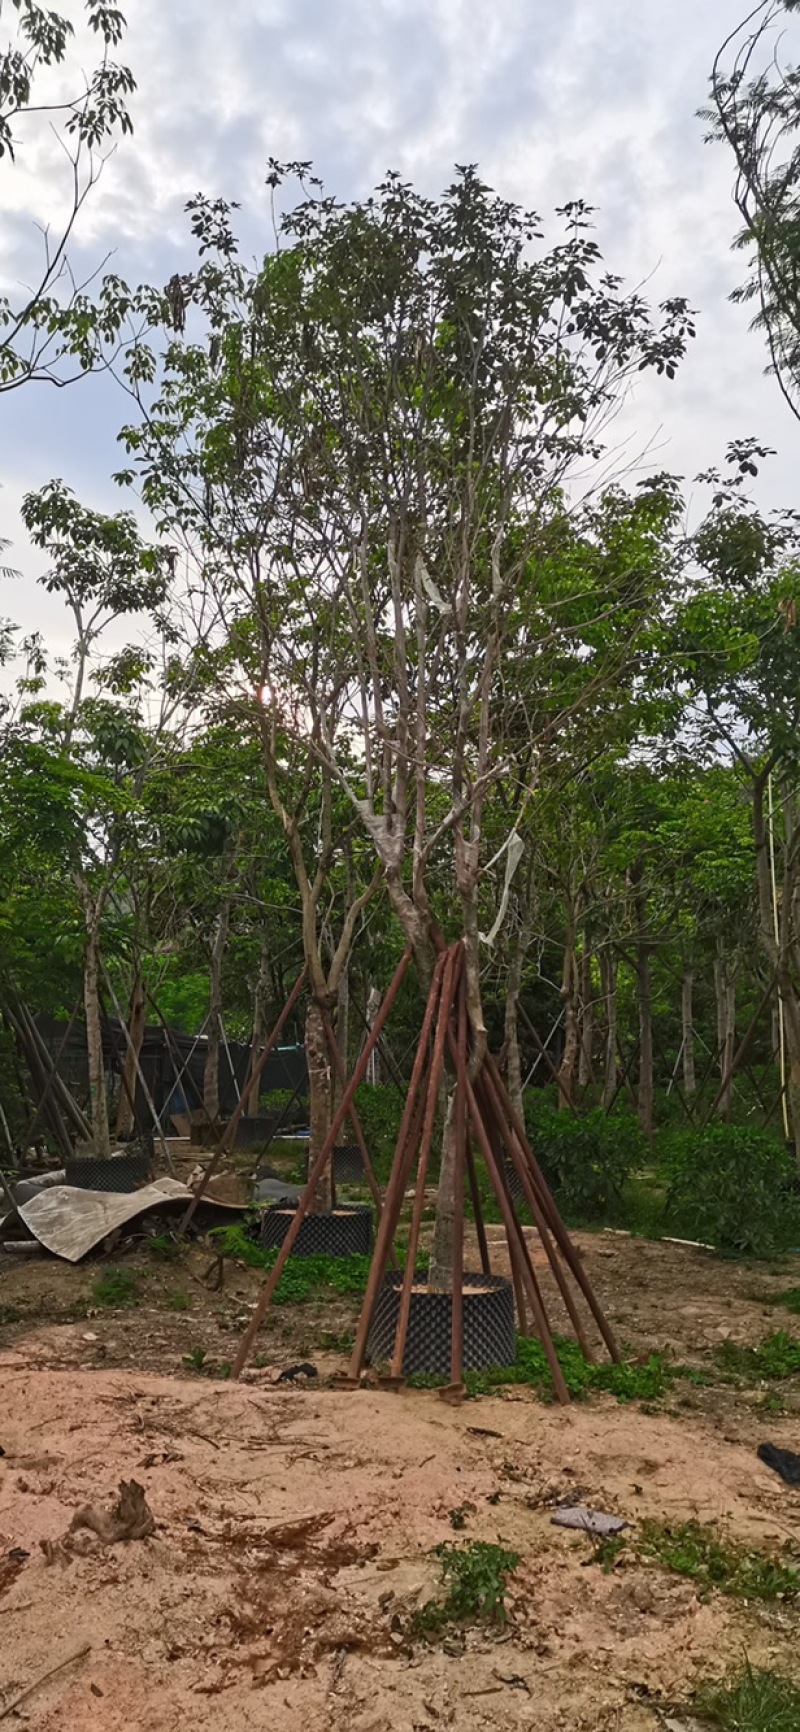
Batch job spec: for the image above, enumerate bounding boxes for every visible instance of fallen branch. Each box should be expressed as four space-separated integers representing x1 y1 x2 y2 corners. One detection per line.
0 1643 91 1721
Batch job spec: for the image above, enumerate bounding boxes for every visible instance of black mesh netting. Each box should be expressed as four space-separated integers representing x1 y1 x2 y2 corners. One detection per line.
260 1203 374 1259
65 1149 153 1193
366 1271 515 1375
333 1144 366 1184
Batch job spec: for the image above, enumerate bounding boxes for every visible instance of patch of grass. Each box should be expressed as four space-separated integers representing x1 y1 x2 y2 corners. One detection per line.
695 1662 800 1730
411 1540 520 1636
92 1268 139 1308
715 1331 800 1382
771 1287 800 1315
409 1336 671 1404
146 1231 181 1262
182 1347 207 1371
165 1290 191 1312
639 1519 800 1603
318 1329 355 1353
209 1225 372 1304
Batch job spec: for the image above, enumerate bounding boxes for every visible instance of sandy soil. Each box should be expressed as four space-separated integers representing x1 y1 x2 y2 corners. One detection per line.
1 1221 800 1728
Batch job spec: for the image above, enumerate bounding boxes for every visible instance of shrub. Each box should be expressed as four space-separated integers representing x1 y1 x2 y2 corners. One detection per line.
352 1084 404 1175
663 1125 795 1255
411 1541 520 1635
259 1089 306 1127
522 1096 645 1217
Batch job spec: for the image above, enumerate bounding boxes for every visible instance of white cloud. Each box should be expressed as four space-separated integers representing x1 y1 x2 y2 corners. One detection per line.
1 0 799 657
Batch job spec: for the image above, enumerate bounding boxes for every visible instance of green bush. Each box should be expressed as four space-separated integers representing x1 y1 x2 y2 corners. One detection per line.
522 1095 645 1218
259 1088 306 1126
352 1084 404 1175
664 1125 795 1256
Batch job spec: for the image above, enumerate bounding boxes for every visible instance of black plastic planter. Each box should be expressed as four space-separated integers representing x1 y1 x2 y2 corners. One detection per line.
366 1271 515 1376
260 1203 373 1259
65 1148 153 1193
333 1144 367 1185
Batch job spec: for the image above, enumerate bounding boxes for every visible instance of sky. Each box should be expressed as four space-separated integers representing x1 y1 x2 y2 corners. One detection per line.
1 0 799 669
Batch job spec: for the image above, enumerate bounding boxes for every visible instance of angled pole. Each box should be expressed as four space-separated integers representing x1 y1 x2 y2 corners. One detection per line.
345 950 448 1385
179 967 307 1235
230 947 413 1377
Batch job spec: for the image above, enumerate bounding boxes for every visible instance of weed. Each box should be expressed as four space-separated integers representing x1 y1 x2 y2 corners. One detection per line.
772 1288 800 1315
593 1534 627 1571
695 1661 800 1730
409 1337 670 1404
146 1231 181 1262
319 1329 355 1353
639 1519 800 1602
182 1347 207 1371
411 1541 520 1636
92 1268 139 1308
756 1391 786 1415
165 1290 191 1312
448 1502 476 1531
208 1227 372 1304
715 1331 800 1382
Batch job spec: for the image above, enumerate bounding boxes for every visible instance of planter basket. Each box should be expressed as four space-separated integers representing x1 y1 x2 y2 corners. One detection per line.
260 1203 373 1260
367 1271 515 1376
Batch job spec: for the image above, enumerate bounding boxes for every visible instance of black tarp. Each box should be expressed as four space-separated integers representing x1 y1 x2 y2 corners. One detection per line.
34 1014 307 1129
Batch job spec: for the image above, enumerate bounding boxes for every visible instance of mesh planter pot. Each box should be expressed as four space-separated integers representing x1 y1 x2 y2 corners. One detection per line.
260 1203 373 1259
367 1271 515 1376
333 1144 367 1185
65 1148 153 1194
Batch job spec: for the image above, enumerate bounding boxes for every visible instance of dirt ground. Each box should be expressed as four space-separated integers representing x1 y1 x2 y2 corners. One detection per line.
1 1208 800 1729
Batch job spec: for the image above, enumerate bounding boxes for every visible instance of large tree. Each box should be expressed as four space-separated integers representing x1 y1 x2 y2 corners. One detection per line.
117 163 694 1269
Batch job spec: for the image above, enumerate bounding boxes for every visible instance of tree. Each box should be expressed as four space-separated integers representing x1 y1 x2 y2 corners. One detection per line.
1 1 138 392
671 444 800 1158
706 1 800 419
4 481 171 1155
118 162 693 1268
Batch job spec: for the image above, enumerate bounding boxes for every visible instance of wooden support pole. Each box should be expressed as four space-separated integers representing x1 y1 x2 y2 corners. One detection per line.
456 1052 570 1405
230 947 413 1378
478 1068 594 1361
485 1054 621 1363
99 963 175 1176
389 947 460 1381
345 952 448 1385
447 959 467 1398
179 968 307 1235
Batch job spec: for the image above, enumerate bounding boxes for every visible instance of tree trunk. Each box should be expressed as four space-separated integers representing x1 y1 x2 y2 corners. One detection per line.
365 985 382 1086
557 921 579 1111
428 1087 456 1291
503 906 530 1125
246 936 271 1117
714 940 736 1121
203 898 230 1122
84 924 111 1158
305 996 333 1211
681 969 696 1097
114 967 146 1138
578 946 593 1089
636 940 654 1140
333 963 350 1117
600 949 618 1110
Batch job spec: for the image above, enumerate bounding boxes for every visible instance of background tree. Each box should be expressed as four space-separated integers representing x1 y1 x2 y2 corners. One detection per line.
1 0 137 392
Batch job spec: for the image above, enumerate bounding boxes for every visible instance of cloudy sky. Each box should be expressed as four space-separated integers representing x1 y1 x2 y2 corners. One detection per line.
1 0 798 666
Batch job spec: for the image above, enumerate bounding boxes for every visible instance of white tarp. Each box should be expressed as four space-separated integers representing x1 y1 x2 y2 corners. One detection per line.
15 1177 194 1263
